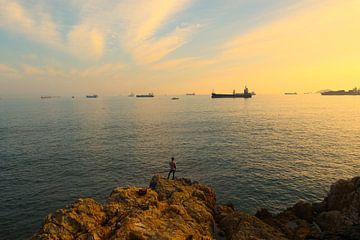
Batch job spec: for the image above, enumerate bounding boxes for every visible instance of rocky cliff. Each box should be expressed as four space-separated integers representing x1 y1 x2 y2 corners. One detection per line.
32 176 216 240
33 176 360 240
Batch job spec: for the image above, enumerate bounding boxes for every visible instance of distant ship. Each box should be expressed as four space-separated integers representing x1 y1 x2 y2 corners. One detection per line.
128 93 135 97
211 86 252 98
171 97 179 100
186 93 195 96
86 94 98 98
321 88 360 96
285 92 297 95
136 93 154 98
40 96 60 99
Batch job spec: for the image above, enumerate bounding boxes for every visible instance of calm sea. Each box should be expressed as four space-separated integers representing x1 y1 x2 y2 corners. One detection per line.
0 94 359 239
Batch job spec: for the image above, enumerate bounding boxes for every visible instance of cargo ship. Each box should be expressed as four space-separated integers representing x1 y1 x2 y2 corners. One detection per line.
284 92 297 95
211 86 252 98
86 94 98 98
136 93 154 98
321 88 360 96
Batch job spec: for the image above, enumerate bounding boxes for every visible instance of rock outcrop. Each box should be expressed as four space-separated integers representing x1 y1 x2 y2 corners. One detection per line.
32 176 216 240
253 176 360 240
215 204 287 240
33 176 360 240
311 176 360 239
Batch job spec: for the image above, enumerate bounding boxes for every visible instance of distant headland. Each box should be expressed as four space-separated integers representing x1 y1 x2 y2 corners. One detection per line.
321 88 360 96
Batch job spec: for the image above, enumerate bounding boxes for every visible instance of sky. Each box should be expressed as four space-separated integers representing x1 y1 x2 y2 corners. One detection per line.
0 0 360 96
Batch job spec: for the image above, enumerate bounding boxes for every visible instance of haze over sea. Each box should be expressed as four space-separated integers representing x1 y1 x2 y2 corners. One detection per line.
0 94 359 239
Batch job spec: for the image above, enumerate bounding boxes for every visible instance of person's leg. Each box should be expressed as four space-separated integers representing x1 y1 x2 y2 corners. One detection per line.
172 170 175 180
167 171 171 179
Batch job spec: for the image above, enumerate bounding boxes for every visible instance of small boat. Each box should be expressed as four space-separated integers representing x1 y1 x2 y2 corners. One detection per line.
86 94 98 98
186 93 195 96
72 96 75 98
171 97 179 100
136 93 154 98
284 92 297 95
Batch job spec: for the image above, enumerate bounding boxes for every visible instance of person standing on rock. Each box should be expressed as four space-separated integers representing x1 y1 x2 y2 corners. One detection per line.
167 157 176 180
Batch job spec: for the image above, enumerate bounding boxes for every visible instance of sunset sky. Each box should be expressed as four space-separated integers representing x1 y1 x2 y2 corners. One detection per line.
0 0 359 96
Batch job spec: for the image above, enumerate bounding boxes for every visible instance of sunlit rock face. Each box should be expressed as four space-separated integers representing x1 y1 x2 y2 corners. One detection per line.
32 176 216 240
32 176 360 240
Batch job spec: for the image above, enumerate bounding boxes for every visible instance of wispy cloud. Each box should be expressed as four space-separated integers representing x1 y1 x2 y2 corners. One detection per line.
148 57 217 71
117 0 191 45
0 1 61 47
71 63 125 79
114 0 197 63
0 64 21 79
67 23 105 59
220 1 360 63
131 24 199 64
18 63 125 80
0 0 197 63
199 0 360 92
0 62 125 86
148 57 196 71
21 64 68 79
143 0 360 93
0 0 106 59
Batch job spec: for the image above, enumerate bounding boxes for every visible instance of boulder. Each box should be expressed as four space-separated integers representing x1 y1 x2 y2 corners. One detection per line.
216 205 287 240
256 207 313 240
315 210 346 232
292 201 314 223
324 177 360 225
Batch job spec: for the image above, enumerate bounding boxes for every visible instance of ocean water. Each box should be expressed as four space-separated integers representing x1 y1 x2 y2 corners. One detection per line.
0 94 359 239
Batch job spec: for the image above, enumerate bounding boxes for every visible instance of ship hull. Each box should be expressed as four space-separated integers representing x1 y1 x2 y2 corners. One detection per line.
136 95 154 97
211 93 252 98
321 91 360 96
